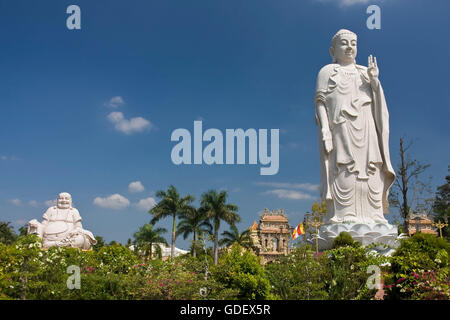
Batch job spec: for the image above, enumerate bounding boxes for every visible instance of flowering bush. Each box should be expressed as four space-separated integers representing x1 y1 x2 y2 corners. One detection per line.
96 244 139 274
265 244 328 300
1 233 449 300
384 269 450 300
0 235 143 299
322 244 389 300
0 236 238 300
384 233 450 300
138 258 202 299
0 235 45 299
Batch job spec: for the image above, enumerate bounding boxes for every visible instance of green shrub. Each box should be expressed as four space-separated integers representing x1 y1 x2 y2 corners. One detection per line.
96 244 139 274
0 239 238 300
324 245 388 300
265 244 328 300
0 235 44 299
212 244 272 300
332 232 356 248
2 233 448 300
384 233 450 300
0 238 141 299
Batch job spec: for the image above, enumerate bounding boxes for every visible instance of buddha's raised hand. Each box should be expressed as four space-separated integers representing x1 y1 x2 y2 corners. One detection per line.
368 55 380 89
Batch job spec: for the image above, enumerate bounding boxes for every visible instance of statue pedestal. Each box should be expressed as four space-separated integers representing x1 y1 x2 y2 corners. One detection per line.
309 222 401 255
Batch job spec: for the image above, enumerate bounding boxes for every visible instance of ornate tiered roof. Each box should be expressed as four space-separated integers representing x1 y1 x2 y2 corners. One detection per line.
405 210 437 236
260 208 288 221
249 208 293 264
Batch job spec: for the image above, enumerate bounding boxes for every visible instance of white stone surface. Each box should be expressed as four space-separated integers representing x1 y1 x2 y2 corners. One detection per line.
158 243 189 258
314 222 398 253
313 29 400 251
28 192 97 250
129 243 189 258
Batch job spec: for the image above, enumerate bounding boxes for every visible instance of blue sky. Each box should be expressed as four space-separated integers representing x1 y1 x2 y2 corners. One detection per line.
0 0 449 249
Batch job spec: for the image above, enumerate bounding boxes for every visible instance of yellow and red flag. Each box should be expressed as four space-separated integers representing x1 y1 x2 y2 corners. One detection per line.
292 223 305 240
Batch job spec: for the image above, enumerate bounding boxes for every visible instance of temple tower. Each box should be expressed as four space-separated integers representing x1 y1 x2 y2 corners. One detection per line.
249 208 292 264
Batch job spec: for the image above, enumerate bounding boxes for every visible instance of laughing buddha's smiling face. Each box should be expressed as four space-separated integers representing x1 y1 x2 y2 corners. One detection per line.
330 33 357 66
57 192 72 209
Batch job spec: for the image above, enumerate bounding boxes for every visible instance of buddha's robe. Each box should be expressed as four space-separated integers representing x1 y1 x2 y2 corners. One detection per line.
42 207 96 249
315 63 395 224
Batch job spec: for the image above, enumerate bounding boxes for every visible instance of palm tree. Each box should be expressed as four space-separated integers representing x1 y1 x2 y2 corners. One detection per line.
0 221 18 245
219 224 252 249
200 190 240 265
177 207 212 257
150 185 194 258
133 223 167 261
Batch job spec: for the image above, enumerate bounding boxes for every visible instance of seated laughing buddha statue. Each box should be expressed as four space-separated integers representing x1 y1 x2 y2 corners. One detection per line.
28 192 97 250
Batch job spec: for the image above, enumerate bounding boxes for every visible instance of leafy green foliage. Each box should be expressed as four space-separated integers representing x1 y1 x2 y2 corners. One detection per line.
332 232 355 248
324 245 388 300
138 256 237 300
0 235 42 299
176 207 212 257
0 222 18 245
200 190 240 265
1 226 449 300
93 236 105 251
150 185 195 259
96 244 139 274
219 225 252 249
212 244 272 300
133 223 167 261
18 225 28 237
0 235 239 300
384 233 450 299
433 166 449 239
265 244 328 299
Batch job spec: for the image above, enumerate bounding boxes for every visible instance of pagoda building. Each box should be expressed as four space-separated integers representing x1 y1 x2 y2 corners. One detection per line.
249 208 293 264
405 210 437 236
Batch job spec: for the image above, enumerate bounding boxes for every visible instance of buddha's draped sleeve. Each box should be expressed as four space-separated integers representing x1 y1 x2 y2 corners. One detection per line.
42 208 52 221
314 64 336 201
71 208 82 223
314 64 337 126
369 76 396 213
315 66 331 105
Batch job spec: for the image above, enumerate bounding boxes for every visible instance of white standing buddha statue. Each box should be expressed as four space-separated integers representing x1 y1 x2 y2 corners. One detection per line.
28 192 97 250
313 29 400 252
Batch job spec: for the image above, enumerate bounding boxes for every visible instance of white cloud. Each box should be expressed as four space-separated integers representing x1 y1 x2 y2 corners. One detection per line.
10 198 22 206
28 200 39 207
255 182 319 192
136 197 157 211
45 199 57 207
107 111 152 135
339 0 370 5
263 189 315 200
343 0 372 5
128 181 145 193
93 194 130 210
315 0 372 6
1 155 19 161
105 96 125 108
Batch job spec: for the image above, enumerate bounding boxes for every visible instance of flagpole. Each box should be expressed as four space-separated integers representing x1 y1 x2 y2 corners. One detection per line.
308 220 322 255
305 212 324 255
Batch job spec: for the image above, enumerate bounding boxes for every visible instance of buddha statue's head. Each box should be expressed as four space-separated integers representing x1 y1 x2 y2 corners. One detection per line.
57 192 72 209
330 29 357 65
